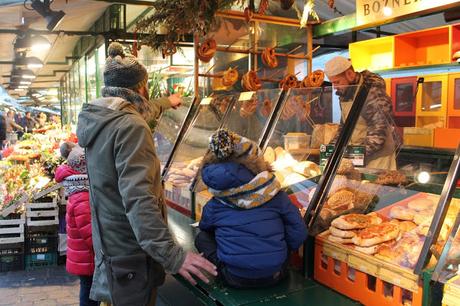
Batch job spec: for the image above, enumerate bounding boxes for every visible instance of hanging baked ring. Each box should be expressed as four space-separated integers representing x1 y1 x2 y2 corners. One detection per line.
279 74 299 90
222 67 239 87
197 38 217 63
261 47 278 68
242 70 262 91
308 70 325 87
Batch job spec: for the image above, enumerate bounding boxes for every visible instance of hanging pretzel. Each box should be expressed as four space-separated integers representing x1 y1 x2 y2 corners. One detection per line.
244 7 254 23
260 99 272 117
261 47 278 68
240 97 258 118
279 74 299 90
161 41 177 59
242 70 262 91
301 70 325 88
222 67 239 87
197 38 217 63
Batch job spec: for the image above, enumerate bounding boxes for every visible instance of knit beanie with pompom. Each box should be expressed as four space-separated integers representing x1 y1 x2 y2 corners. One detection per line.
103 42 148 88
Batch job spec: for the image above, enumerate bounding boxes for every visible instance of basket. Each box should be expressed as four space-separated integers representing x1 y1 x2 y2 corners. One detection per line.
26 197 59 227
0 214 25 244
25 252 57 270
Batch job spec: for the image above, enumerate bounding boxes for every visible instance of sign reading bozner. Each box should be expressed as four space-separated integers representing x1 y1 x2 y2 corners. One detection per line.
357 0 460 26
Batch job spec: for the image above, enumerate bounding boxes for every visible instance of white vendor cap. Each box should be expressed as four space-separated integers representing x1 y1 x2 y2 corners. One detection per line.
324 56 352 78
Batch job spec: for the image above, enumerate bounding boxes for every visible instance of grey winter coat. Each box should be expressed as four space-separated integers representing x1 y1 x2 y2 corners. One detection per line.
77 97 185 303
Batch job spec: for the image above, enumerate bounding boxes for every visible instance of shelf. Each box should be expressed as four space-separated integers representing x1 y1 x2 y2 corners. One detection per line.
416 74 448 124
394 26 451 68
349 36 394 72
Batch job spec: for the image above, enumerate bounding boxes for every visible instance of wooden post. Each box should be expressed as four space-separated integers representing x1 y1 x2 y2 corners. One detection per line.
194 34 200 100
307 25 313 75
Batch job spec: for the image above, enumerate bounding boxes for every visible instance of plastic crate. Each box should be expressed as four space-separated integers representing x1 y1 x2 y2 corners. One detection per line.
26 232 58 254
0 243 24 272
0 214 25 244
25 252 57 270
314 236 423 306
26 198 59 227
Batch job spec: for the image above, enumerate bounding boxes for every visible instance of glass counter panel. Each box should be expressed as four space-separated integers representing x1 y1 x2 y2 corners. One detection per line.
97 45 105 96
310 84 459 274
454 78 460 110
395 82 415 113
263 86 339 209
221 89 283 143
421 81 442 112
87 53 97 102
433 214 460 283
164 94 237 187
153 96 194 173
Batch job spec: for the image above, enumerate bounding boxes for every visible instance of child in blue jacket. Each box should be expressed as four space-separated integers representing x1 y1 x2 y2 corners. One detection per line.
195 129 307 288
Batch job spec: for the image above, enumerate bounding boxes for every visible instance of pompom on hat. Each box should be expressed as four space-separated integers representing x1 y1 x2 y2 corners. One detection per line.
104 42 148 88
324 56 352 79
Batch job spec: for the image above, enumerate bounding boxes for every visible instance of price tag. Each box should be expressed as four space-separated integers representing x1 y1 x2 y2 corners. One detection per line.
37 254 45 260
200 97 213 105
239 91 255 101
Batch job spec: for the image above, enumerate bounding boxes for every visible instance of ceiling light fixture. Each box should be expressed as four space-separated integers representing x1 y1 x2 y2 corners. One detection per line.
11 69 36 79
15 56 44 69
18 85 29 89
14 34 51 52
30 0 65 31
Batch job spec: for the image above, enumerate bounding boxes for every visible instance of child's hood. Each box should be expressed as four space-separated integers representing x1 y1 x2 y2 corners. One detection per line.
202 162 281 209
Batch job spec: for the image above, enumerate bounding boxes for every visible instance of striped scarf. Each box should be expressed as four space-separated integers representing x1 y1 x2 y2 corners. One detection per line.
208 171 281 209
62 174 89 197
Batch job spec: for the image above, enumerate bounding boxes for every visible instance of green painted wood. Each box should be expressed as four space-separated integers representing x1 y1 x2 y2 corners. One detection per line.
313 14 357 38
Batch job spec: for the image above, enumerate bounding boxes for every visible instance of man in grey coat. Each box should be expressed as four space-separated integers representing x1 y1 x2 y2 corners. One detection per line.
77 42 216 305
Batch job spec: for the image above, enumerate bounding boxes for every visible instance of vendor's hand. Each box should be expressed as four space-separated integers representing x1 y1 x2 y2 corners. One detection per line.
178 252 217 285
168 93 182 109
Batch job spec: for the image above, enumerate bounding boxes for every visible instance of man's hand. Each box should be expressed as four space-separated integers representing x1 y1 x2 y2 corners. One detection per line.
168 93 182 109
178 252 217 285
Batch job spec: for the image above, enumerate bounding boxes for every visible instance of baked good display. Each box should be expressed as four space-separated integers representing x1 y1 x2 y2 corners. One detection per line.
222 67 239 87
167 157 203 187
279 74 299 90
328 235 354 244
389 206 415 221
375 170 407 186
239 98 257 118
260 99 272 117
301 70 325 88
263 146 275 164
351 222 400 247
241 70 262 91
261 47 278 68
329 226 358 238
310 123 339 149
407 198 435 212
280 95 297 120
331 213 372 230
197 38 217 62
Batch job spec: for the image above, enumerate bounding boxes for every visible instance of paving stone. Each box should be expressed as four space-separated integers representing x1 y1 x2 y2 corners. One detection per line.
20 293 50 303
33 299 58 306
0 294 22 305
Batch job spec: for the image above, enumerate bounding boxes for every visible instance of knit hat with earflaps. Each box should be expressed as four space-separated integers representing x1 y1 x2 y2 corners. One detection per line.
67 145 87 174
104 42 148 88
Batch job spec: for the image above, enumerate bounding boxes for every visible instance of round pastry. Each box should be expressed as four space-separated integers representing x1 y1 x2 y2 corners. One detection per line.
263 147 275 164
329 226 357 238
242 71 262 91
328 234 354 244
413 210 433 225
197 38 217 63
279 74 299 90
407 198 435 212
222 68 239 87
161 42 177 59
261 47 278 68
389 206 415 221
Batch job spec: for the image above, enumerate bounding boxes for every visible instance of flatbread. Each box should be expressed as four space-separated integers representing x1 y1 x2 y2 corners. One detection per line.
352 223 400 247
368 212 383 225
413 210 433 225
354 245 379 255
326 189 355 211
328 234 354 244
389 206 415 221
407 198 435 212
329 226 358 238
331 214 371 230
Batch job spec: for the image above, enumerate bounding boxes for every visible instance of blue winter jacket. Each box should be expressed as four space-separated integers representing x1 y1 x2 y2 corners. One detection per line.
199 162 308 279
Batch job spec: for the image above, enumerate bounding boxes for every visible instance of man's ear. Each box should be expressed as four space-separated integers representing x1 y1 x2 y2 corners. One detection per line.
344 69 355 82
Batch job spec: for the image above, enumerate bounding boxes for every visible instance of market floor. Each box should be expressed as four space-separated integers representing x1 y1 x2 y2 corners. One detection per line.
0 265 205 306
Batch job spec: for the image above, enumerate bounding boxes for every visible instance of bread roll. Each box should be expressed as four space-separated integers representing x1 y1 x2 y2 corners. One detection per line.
264 146 275 164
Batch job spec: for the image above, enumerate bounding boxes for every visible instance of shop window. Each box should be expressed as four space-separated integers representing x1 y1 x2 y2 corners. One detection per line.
421 81 442 112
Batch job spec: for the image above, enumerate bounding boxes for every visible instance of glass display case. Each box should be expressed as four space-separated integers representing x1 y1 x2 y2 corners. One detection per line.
262 86 341 209
153 96 195 174
307 83 460 306
163 94 238 214
87 53 97 102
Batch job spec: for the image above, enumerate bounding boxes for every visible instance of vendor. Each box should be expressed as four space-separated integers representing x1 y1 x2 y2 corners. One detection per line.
324 56 398 170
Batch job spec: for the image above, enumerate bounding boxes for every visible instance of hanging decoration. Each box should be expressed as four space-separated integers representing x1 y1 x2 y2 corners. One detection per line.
136 0 242 53
294 0 320 28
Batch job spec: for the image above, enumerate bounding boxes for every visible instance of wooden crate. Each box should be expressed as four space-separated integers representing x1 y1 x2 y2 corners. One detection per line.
26 198 59 227
0 214 25 244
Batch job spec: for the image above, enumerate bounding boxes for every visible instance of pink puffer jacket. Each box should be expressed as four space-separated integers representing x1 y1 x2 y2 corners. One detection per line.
55 164 94 276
